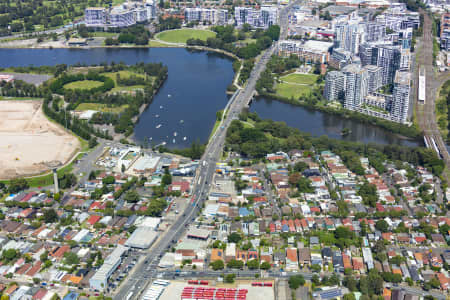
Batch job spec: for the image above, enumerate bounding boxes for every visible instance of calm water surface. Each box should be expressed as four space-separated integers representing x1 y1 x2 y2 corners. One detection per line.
250 97 421 147
0 48 421 147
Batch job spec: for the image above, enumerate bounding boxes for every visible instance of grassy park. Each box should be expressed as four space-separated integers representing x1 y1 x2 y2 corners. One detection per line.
274 73 319 100
75 103 129 113
156 29 216 44
103 70 151 93
63 80 104 90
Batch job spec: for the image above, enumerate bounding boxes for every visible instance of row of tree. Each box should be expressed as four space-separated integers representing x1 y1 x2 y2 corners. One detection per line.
227 112 444 176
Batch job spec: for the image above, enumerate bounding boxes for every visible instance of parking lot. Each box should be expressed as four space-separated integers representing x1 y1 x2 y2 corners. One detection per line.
159 281 275 300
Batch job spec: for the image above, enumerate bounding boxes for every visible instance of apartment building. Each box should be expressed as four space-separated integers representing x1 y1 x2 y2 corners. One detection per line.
184 8 228 25
85 0 156 28
324 71 345 101
234 6 278 29
278 40 332 63
342 63 368 110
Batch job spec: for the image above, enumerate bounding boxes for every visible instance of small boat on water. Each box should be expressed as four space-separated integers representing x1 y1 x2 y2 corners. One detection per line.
155 114 159 118
160 105 163 109
162 142 166 146
168 94 172 98
156 124 162 129
180 120 184 124
174 132 177 137
183 137 187 141
172 139 176 143
149 137 152 141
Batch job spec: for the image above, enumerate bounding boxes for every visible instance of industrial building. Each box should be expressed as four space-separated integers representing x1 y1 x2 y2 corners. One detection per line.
125 226 159 249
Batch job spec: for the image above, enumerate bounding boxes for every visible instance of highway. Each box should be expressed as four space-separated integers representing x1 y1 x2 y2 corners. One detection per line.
113 3 296 300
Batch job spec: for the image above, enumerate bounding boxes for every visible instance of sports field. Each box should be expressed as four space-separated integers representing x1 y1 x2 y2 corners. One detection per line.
156 29 216 44
281 73 318 85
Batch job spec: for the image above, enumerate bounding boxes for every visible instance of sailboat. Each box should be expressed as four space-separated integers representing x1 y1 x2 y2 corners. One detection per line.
156 124 162 129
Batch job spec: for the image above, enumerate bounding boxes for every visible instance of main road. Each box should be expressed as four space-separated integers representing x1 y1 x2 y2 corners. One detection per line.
114 3 296 300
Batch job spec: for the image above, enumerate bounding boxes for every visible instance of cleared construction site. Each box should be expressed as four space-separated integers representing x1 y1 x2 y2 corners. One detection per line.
0 100 80 179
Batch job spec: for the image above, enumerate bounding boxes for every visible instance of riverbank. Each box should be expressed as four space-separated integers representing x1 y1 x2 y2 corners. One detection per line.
257 92 422 141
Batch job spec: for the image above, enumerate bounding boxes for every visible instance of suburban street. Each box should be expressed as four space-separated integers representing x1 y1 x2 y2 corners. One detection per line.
113 3 296 299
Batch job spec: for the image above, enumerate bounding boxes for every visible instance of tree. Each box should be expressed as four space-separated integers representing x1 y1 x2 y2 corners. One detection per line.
225 273 236 283
210 260 224 270
89 137 98 148
260 261 271 270
247 259 259 269
343 276 357 291
311 264 321 272
375 220 389 233
2 249 18 262
121 164 126 173
43 209 58 223
227 259 244 269
311 274 320 285
228 232 242 243
343 293 356 300
288 275 305 289
64 252 79 265
161 168 172 186
8 178 29 193
124 190 140 203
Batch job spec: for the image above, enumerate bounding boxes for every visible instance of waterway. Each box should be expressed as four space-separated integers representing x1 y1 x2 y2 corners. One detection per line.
0 48 421 148
250 97 421 147
0 48 234 148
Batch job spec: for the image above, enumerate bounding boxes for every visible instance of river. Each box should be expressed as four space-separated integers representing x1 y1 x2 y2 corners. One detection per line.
250 97 421 147
0 48 420 147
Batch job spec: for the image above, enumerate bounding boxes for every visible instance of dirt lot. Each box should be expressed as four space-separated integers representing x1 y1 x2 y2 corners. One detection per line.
0 100 80 179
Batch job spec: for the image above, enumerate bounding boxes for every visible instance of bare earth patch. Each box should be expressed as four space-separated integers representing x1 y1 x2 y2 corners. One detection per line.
0 100 80 179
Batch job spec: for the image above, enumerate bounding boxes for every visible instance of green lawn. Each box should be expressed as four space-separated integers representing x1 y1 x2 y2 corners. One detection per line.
103 71 151 93
91 31 118 37
64 80 103 90
275 82 312 100
75 102 128 113
103 70 146 84
280 73 318 85
111 85 145 92
149 40 177 47
156 29 216 44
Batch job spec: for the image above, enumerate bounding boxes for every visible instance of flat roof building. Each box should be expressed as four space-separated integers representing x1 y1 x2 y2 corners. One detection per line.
89 245 128 291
